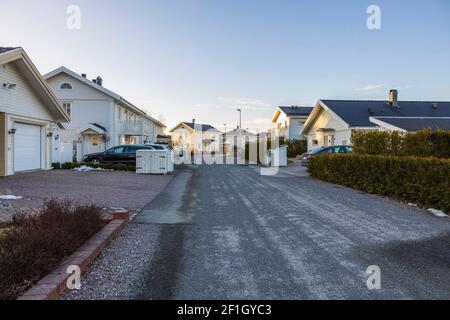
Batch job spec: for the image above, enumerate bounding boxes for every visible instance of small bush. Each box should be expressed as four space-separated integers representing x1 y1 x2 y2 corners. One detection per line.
308 154 450 213
51 162 61 169
284 139 307 158
0 200 105 300
61 162 75 169
352 129 450 158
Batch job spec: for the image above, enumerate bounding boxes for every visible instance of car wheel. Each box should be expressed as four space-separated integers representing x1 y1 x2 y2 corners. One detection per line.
91 158 100 164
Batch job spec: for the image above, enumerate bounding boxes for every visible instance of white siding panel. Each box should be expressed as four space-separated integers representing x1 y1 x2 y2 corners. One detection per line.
46 73 113 101
0 63 53 121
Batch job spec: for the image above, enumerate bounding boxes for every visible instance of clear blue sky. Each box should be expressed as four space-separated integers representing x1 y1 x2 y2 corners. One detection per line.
2 0 450 131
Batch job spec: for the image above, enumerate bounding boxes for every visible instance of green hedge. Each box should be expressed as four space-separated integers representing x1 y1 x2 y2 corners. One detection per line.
52 162 135 172
243 138 307 163
283 139 307 158
351 129 450 158
308 154 450 213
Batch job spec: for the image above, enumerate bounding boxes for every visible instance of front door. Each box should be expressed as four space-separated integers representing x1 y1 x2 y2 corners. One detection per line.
324 135 334 147
87 135 103 154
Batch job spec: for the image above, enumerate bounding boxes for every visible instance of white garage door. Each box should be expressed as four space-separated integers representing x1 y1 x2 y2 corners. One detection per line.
14 123 41 172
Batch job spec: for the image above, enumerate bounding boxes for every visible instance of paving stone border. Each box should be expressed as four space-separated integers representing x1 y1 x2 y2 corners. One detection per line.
17 211 130 300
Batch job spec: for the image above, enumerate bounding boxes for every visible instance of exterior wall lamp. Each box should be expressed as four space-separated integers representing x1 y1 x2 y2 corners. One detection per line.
8 128 17 134
47 132 54 138
3 82 17 89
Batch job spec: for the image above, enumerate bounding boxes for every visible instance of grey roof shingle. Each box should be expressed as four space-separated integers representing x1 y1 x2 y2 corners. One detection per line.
279 106 314 117
372 117 450 131
322 100 450 127
0 47 19 54
182 122 219 132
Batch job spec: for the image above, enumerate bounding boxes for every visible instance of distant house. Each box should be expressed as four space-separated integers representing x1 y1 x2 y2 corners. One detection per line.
301 90 450 151
0 47 69 176
271 106 313 140
44 67 166 161
170 121 222 154
221 128 257 153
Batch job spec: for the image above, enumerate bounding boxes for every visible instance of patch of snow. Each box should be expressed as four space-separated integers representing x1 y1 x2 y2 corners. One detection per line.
0 195 23 200
72 165 105 172
427 208 448 218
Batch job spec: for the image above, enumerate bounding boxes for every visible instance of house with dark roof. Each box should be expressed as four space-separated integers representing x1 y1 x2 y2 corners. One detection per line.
169 121 222 154
220 128 257 154
301 90 450 151
271 106 313 140
0 47 69 176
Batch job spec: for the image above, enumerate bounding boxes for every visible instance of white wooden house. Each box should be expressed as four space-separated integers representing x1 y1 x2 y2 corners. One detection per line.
0 47 69 176
44 67 165 161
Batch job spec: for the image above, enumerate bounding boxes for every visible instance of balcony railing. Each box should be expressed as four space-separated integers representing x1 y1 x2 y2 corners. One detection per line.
116 120 144 135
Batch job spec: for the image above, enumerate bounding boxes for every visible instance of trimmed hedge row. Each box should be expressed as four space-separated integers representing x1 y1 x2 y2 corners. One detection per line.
351 129 450 158
308 154 450 213
52 162 135 172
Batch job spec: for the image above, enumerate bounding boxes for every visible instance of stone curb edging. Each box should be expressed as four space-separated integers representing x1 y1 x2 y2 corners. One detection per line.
17 211 130 300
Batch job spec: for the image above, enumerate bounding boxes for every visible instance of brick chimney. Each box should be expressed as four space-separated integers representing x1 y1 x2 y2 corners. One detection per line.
389 89 398 107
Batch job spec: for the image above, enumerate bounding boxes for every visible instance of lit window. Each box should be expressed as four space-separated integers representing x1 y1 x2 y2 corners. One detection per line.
60 83 72 89
62 103 71 117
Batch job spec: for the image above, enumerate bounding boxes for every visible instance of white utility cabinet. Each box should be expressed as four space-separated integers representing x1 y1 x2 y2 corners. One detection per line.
271 146 288 167
136 150 168 174
166 149 174 172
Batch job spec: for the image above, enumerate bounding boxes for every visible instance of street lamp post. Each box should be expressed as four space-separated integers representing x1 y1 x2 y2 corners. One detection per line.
223 123 227 153
237 108 242 130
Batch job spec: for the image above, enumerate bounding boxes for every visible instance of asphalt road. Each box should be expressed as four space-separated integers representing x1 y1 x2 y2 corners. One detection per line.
132 164 450 300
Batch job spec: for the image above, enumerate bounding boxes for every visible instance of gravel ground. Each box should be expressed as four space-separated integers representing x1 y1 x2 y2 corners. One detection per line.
63 165 450 300
63 223 161 300
0 170 173 210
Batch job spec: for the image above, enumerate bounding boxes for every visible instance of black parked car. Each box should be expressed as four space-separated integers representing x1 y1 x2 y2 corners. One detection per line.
301 145 353 166
82 145 155 164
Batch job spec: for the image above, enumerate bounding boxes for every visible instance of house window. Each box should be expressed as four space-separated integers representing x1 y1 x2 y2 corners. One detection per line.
60 83 72 89
312 139 318 146
62 103 71 117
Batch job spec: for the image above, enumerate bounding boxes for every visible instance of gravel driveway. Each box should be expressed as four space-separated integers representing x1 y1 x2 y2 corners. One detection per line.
64 164 450 300
0 170 173 210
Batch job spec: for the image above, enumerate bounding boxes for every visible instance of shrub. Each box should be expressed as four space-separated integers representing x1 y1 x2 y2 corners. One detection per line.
284 139 307 158
351 129 450 158
0 200 105 300
308 154 450 213
51 162 61 169
56 162 135 172
243 137 306 163
61 162 75 169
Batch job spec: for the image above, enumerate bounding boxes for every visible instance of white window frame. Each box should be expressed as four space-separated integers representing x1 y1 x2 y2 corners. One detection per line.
60 83 72 90
62 102 72 118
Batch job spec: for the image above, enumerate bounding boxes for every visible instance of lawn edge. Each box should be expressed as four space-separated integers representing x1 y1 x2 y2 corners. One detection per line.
17 211 130 300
